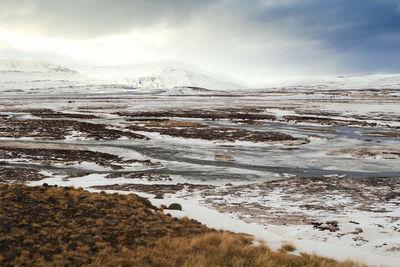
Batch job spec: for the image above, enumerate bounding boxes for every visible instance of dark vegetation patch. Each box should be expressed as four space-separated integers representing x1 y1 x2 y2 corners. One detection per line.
0 184 361 267
327 146 400 159
129 119 207 128
1 108 100 119
78 105 128 110
312 221 340 232
106 172 171 182
231 120 263 125
0 147 159 170
296 110 342 117
363 131 400 138
347 113 400 123
262 177 400 205
0 167 48 183
0 118 148 140
283 116 378 127
92 183 215 195
299 127 337 133
127 122 307 143
116 107 277 121
0 184 211 266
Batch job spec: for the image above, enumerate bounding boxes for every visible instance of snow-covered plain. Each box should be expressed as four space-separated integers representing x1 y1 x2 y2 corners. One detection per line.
1 59 400 266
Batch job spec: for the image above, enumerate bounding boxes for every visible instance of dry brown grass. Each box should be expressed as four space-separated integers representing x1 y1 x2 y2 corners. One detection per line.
78 105 128 110
300 127 337 133
281 243 296 252
363 131 400 137
0 183 211 266
90 232 364 267
129 119 207 128
0 184 365 267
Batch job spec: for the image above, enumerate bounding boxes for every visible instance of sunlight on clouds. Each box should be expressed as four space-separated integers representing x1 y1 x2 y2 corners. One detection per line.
0 16 341 87
259 0 303 8
0 0 399 85
0 26 176 65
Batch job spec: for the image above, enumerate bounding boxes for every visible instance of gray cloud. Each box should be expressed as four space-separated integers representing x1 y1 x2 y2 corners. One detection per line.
0 0 214 38
1 0 399 85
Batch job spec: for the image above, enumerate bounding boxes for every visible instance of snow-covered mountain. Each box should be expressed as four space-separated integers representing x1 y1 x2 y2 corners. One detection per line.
2 59 400 95
130 68 244 90
330 74 400 89
0 59 77 74
269 74 400 90
80 67 244 90
0 59 109 95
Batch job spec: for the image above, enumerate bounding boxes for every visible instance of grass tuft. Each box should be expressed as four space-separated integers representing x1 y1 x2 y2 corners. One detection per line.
281 243 296 252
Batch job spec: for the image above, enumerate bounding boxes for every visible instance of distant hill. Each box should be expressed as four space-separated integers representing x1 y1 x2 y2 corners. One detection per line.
0 59 106 95
130 68 244 90
80 66 245 90
266 74 400 90
0 59 77 74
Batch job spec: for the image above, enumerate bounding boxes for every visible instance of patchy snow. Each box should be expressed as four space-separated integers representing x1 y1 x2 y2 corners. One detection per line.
81 66 245 90
263 73 400 90
2 65 400 267
161 86 230 95
150 195 400 267
0 59 77 74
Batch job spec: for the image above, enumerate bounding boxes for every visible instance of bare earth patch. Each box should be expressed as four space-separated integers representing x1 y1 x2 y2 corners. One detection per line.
105 172 172 182
0 118 148 140
127 121 309 144
327 146 400 159
92 183 216 195
116 107 277 121
363 131 400 138
0 146 159 170
1 108 100 119
198 177 400 224
299 127 337 133
0 141 88 151
283 115 378 128
0 167 48 183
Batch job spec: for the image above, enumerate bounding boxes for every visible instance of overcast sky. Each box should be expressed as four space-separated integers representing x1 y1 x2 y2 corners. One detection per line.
0 0 399 86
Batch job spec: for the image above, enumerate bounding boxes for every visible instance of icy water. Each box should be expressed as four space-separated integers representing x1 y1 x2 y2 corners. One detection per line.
1 90 400 182
1 119 398 181
1 91 400 265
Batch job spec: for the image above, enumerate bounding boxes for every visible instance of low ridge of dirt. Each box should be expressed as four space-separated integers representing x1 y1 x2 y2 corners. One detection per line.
0 167 48 183
127 122 308 143
1 108 100 119
0 147 159 170
0 183 212 266
116 107 277 121
0 118 148 140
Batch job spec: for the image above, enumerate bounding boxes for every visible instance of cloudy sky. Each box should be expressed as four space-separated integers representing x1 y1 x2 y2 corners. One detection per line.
0 0 399 86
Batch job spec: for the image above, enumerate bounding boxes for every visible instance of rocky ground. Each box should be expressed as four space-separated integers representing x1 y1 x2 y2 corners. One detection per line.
0 89 399 265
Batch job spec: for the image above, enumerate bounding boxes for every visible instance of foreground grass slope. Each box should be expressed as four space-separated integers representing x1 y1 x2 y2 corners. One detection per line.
0 184 363 266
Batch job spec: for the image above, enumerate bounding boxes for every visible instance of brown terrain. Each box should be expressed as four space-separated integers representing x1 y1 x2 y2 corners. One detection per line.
0 95 398 266
0 145 159 170
0 117 147 140
126 120 308 143
0 183 363 267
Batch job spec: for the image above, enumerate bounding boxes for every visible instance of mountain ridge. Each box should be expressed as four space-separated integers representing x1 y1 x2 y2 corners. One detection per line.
0 59 77 74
